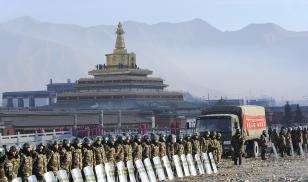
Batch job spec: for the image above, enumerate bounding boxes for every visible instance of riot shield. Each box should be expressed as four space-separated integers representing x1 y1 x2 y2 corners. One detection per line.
44 171 57 182
186 154 197 176
116 161 128 182
95 164 107 182
11 178 22 182
28 175 38 182
57 169 70 182
194 154 205 175
208 152 218 173
71 168 83 182
162 156 174 180
135 159 150 182
126 160 137 182
299 143 305 159
271 143 279 160
83 166 96 182
180 154 190 177
105 162 116 182
202 152 212 175
172 155 184 178
144 158 157 182
153 156 166 181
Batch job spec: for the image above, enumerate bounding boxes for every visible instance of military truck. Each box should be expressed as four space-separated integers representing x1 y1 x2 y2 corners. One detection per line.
196 105 267 157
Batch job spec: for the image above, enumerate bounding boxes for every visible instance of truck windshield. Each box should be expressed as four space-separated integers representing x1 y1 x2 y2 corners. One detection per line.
196 117 231 132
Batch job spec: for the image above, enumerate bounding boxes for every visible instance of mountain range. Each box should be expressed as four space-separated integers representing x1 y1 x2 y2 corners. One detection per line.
1 16 308 103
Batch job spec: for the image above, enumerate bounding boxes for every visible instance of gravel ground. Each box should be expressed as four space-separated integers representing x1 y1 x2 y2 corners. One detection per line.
174 154 308 182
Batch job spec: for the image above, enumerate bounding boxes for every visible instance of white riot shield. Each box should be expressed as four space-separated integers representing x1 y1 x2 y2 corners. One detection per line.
299 143 305 159
105 162 116 182
95 164 107 182
28 175 38 182
172 155 184 178
186 154 197 176
291 142 295 158
304 144 308 153
44 171 57 182
180 154 190 177
162 156 174 180
126 160 137 182
144 158 157 182
116 161 128 182
153 156 166 181
71 168 83 182
202 152 212 175
208 152 218 173
271 143 279 160
57 169 70 182
83 166 96 182
12 177 22 182
194 154 205 175
135 159 150 182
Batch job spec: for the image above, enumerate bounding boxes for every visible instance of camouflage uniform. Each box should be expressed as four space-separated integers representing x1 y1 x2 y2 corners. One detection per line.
285 129 293 156
106 143 116 163
115 143 124 162
216 133 223 164
209 132 219 163
259 131 268 160
132 141 143 161
201 132 210 153
184 136 193 155
4 146 20 181
151 142 160 158
0 147 8 182
231 130 244 165
60 146 73 172
47 148 61 172
93 144 106 165
278 130 286 157
192 135 201 156
175 136 185 156
158 138 167 157
33 148 48 181
142 138 152 160
20 145 33 181
82 137 95 167
123 141 133 162
72 139 83 169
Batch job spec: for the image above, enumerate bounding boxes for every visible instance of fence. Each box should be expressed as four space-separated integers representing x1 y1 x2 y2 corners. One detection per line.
0 129 73 145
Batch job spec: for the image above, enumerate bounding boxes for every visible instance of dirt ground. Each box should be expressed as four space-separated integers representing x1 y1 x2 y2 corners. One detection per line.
175 154 308 182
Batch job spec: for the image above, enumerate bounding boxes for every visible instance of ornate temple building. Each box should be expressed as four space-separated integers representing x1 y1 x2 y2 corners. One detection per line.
57 23 183 108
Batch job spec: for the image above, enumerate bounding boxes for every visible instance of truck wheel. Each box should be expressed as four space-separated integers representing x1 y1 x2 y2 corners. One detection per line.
253 141 259 158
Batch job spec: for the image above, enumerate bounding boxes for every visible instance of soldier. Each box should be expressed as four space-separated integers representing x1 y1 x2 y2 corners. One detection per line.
285 128 293 156
201 131 210 154
60 139 73 173
158 134 167 158
192 132 201 156
123 134 133 162
278 129 286 157
19 143 33 181
82 137 95 167
47 140 61 173
216 133 223 164
105 136 116 163
115 135 125 162
231 129 244 165
72 138 83 170
4 145 20 181
184 134 192 155
259 130 268 160
303 127 308 152
93 136 106 165
175 135 185 156
151 134 160 158
33 143 48 182
209 132 219 163
0 146 8 182
132 134 143 161
142 135 152 160
167 135 176 171
295 127 303 155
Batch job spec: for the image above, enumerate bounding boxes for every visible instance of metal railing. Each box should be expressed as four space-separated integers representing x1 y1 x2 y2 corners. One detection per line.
0 129 73 145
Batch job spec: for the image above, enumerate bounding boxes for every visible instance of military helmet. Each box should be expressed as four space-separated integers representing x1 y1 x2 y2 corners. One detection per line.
63 139 72 145
9 145 18 152
83 137 93 145
0 146 6 160
217 132 222 138
117 135 123 143
94 136 102 142
22 143 31 150
73 138 83 145
211 131 217 137
171 135 177 143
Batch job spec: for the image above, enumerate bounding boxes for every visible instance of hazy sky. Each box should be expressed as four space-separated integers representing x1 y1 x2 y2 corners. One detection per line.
1 0 308 31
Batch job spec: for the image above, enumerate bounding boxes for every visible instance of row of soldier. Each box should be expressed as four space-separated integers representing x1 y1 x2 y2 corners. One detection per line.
0 131 223 182
269 126 308 157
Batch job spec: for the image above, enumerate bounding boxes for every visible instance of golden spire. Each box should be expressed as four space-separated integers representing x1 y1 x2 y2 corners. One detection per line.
115 22 125 49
